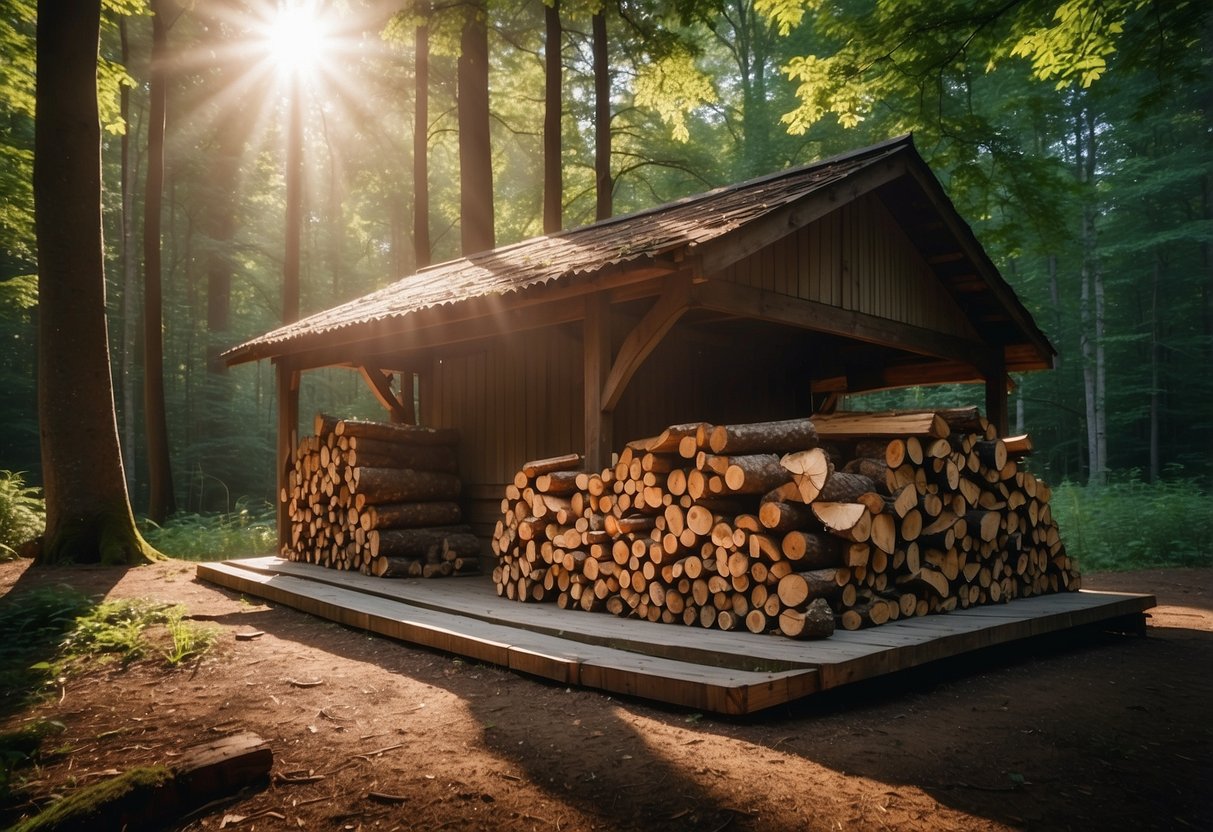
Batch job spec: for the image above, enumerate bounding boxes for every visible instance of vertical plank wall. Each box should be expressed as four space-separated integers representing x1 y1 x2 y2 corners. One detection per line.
718 193 978 340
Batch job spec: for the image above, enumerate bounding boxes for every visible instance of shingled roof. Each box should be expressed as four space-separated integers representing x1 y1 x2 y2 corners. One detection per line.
224 134 1053 371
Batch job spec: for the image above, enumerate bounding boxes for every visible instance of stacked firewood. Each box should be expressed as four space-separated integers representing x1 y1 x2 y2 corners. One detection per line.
282 414 481 578
491 410 1079 639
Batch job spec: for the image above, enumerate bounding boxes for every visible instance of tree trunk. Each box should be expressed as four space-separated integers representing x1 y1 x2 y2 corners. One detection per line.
143 0 175 523
413 8 431 267
592 10 611 221
543 0 562 233
1086 107 1107 485
118 18 140 484
458 0 493 254
283 70 303 324
34 0 160 564
1149 253 1161 481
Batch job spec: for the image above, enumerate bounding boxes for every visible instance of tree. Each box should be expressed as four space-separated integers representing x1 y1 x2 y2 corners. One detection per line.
34 0 160 564
143 0 176 521
458 0 494 253
543 0 562 233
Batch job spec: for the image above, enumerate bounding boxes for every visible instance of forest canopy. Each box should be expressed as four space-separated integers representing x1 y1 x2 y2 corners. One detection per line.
1 0 1209 518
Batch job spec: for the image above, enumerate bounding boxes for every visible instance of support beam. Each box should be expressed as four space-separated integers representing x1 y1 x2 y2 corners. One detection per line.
984 353 1009 437
358 366 411 423
692 279 995 367
583 294 612 472
275 358 300 550
601 271 692 411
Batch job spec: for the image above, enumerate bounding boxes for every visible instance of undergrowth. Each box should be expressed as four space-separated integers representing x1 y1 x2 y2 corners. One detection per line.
0 472 45 561
1052 475 1213 571
0 589 218 807
140 500 277 561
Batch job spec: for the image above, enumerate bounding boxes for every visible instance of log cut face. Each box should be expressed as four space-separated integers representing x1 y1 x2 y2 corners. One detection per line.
492 410 1080 639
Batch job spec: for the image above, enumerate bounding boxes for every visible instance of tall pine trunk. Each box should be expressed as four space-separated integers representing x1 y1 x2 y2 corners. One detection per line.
458 0 493 254
34 0 159 564
592 10 610 221
413 6 431 268
118 18 140 482
143 0 175 521
543 0 562 233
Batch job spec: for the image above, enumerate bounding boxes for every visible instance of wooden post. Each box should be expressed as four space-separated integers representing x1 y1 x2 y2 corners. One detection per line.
984 353 1008 437
583 294 612 472
275 358 300 550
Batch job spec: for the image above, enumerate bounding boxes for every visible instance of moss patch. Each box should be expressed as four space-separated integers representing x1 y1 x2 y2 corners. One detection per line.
10 765 173 832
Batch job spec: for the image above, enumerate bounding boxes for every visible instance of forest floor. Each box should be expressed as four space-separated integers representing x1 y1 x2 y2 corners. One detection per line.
0 559 1209 832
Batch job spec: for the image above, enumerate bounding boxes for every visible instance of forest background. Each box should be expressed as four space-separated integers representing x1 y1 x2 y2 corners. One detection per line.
0 0 1209 566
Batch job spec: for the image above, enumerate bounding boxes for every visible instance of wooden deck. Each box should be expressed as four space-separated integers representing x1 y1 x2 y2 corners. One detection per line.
197 557 1155 715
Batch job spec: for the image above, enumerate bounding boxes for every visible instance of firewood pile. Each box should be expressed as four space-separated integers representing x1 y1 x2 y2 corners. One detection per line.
491 409 1080 639
282 414 481 578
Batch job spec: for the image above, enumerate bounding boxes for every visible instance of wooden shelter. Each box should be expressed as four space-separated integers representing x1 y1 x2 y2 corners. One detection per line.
224 135 1055 546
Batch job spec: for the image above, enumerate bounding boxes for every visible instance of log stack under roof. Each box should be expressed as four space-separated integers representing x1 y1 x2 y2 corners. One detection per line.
282 414 481 578
491 410 1079 639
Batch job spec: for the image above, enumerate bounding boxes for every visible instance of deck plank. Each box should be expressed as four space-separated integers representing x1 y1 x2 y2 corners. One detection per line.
197 558 1155 714
197 561 818 715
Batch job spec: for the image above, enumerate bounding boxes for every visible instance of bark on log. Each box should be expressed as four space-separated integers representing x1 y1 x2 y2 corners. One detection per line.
369 525 474 558
335 418 459 446
779 598 835 639
351 467 461 504
362 501 462 530
708 418 818 454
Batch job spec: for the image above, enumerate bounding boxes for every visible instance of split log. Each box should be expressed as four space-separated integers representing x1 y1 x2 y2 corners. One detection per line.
811 502 872 543
780 448 834 504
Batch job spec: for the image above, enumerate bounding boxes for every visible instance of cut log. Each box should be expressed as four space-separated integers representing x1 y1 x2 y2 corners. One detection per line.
708 418 818 455
722 454 790 494
362 501 462 531
780 530 843 568
335 418 459 446
818 471 877 503
351 467 461 504
777 568 842 607
369 525 474 559
758 500 818 533
521 453 584 477
779 598 835 639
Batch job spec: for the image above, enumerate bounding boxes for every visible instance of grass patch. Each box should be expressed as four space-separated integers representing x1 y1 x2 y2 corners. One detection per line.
140 500 277 561
0 591 218 812
1051 476 1213 571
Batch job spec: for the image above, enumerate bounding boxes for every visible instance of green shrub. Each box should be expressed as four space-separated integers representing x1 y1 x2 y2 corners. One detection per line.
140 499 277 561
1051 475 1213 571
0 471 45 560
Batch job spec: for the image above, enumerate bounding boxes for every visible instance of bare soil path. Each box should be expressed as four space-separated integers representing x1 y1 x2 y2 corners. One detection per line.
1 560 1209 832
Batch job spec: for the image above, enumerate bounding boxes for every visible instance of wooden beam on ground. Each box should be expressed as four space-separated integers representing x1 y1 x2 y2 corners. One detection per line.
275 358 300 550
583 294 613 472
601 271 693 411
358 366 411 423
692 279 996 367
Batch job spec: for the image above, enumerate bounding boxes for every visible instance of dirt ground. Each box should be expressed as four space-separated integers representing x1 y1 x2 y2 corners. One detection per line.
0 559 1209 832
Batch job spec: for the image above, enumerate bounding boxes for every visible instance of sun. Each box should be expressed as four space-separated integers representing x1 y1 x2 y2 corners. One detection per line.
263 2 329 79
